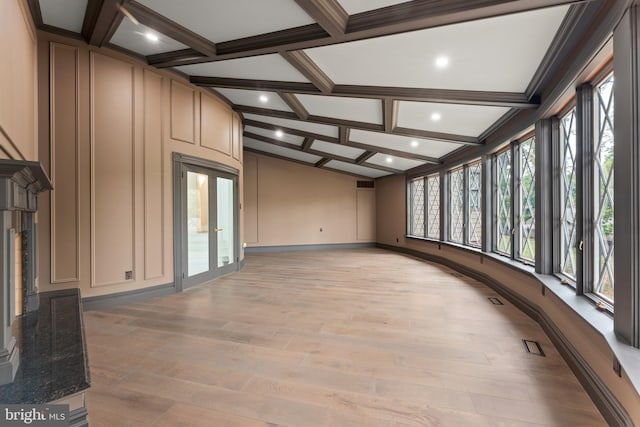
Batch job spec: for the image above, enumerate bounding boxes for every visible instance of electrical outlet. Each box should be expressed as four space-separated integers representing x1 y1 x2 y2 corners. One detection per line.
125 270 133 280
320 227 323 232
613 358 622 377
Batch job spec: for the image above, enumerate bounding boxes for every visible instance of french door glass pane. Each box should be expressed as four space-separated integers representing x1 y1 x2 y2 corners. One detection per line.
467 162 482 247
410 178 425 236
449 169 464 243
594 74 615 302
187 171 209 276
426 175 440 239
560 109 577 280
496 150 512 255
216 177 235 268
518 137 536 262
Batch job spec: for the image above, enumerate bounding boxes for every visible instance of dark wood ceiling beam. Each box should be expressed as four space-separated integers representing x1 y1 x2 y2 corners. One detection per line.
356 151 376 165
191 76 320 94
243 117 441 164
279 93 309 120
301 137 315 151
280 51 335 94
26 0 43 27
125 1 216 56
383 99 397 132
82 0 124 46
236 104 475 144
293 0 348 37
244 119 339 144
339 127 350 145
148 0 593 67
306 149 353 164
361 162 403 174
243 132 302 151
147 48 206 65
347 141 441 164
189 76 537 107
315 158 332 168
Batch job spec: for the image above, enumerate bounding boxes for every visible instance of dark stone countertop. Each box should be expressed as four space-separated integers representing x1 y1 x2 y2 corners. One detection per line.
0 288 90 403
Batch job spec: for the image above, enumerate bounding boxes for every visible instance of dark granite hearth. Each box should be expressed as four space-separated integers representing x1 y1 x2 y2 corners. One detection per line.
0 288 90 403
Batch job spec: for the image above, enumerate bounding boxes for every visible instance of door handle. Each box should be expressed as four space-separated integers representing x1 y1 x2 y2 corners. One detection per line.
214 227 223 232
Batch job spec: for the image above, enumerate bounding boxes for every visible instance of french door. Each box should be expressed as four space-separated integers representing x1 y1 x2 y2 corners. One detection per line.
175 155 239 289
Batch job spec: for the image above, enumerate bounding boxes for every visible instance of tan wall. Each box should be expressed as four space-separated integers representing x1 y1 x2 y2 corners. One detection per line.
0 0 37 161
36 32 243 298
375 174 640 425
244 152 375 247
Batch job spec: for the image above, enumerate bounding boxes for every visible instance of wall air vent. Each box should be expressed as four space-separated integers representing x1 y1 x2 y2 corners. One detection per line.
488 297 504 305
522 339 545 357
357 181 374 188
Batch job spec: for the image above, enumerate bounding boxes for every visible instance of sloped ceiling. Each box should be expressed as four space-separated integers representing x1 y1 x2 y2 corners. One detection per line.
32 0 602 179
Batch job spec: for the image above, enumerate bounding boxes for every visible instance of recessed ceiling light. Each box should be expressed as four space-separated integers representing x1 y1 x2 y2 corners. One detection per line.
410 140 419 148
435 56 449 68
431 112 442 121
145 32 159 42
275 130 284 138
385 157 393 163
259 94 268 103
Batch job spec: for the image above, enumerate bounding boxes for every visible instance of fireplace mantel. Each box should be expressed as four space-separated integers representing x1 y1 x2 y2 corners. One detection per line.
0 159 52 386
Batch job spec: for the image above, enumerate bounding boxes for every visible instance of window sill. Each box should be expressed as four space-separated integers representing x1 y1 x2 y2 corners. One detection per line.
399 237 640 396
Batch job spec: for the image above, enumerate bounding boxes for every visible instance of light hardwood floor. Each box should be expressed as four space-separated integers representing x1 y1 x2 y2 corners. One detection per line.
84 248 607 426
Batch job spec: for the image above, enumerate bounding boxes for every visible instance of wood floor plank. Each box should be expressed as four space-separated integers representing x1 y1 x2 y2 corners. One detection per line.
84 248 607 426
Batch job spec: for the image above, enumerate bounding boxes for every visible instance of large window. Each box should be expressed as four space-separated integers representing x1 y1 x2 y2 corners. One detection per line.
408 174 440 240
495 149 512 255
409 178 425 237
593 73 614 302
426 174 440 239
449 168 464 243
467 161 482 247
560 108 577 280
517 137 536 262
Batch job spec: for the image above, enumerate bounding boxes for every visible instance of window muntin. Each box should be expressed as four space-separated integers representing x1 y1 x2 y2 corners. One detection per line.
518 137 536 262
495 150 512 255
409 178 425 237
593 73 615 302
426 174 440 239
560 108 578 280
467 161 482 248
449 168 464 243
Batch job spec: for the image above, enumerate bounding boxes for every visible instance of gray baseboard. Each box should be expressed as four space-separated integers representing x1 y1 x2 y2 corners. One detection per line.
69 407 89 427
82 283 175 311
377 243 633 427
245 242 375 253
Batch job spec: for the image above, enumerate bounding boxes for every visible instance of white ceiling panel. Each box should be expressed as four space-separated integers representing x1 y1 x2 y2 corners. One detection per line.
243 114 339 138
244 126 304 146
325 161 389 178
367 153 425 170
213 88 293 112
310 140 365 159
338 0 410 15
243 138 321 164
297 94 383 124
350 129 462 158
110 17 188 56
39 0 88 33
397 101 510 137
304 6 569 92
136 0 315 43
175 54 310 82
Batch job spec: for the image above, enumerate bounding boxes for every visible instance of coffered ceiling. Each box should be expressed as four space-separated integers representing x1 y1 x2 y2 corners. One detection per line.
30 0 609 179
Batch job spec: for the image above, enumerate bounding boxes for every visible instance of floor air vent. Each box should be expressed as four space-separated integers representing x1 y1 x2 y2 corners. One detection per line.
488 297 504 305
522 339 545 357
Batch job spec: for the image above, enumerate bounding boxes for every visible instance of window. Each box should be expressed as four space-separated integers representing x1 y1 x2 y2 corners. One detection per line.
449 168 464 243
517 137 536 262
495 150 512 255
593 73 614 302
409 178 425 237
560 108 577 280
467 161 482 247
426 174 440 239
